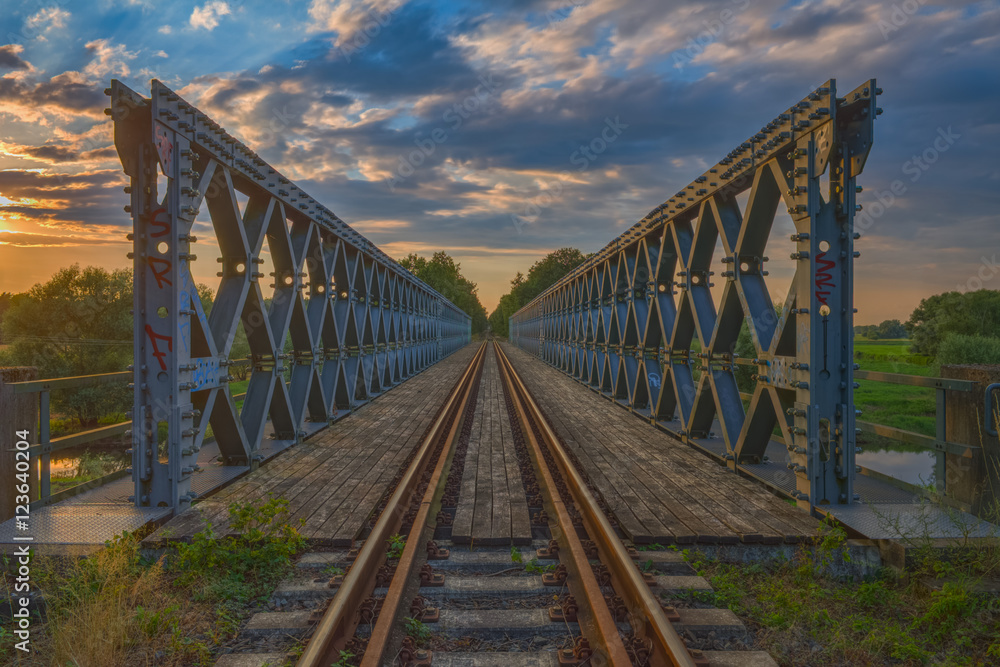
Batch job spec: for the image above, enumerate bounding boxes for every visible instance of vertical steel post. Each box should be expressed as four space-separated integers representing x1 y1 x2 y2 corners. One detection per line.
39 389 51 502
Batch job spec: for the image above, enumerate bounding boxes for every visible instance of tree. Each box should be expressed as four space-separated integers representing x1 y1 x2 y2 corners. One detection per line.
876 319 907 339
0 265 215 427
398 252 488 334
907 289 1000 357
0 266 134 427
854 324 878 339
0 291 12 344
489 248 589 336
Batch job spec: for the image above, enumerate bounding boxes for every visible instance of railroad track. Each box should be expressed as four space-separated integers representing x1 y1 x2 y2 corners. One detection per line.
217 341 773 666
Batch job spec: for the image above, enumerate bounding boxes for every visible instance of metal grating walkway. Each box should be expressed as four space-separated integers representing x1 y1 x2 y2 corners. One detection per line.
0 431 297 552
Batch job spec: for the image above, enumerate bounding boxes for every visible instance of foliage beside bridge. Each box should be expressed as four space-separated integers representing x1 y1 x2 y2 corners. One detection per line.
398 251 488 334
488 247 590 336
906 289 1000 359
11 496 307 666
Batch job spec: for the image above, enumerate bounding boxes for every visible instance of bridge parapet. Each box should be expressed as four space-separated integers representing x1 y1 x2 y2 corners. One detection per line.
510 79 880 511
109 80 470 510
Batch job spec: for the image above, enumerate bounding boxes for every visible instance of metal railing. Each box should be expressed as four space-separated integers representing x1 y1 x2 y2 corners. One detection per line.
8 360 253 510
10 371 131 510
854 370 978 499
731 368 980 502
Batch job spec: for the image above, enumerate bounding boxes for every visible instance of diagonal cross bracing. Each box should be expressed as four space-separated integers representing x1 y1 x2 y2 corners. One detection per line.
111 80 471 510
510 79 880 510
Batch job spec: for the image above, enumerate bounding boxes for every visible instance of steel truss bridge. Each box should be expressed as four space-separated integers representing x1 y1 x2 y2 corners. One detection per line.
110 80 470 510
511 79 879 511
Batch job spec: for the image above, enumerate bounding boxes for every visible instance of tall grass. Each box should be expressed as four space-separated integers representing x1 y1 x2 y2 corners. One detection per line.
33 533 169 666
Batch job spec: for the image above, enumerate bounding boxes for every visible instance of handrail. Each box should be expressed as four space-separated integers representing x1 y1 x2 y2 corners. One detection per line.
6 360 252 507
11 371 131 393
855 370 976 392
855 421 977 457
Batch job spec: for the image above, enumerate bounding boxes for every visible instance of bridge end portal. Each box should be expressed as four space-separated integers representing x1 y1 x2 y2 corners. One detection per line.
509 78 880 512
110 80 471 511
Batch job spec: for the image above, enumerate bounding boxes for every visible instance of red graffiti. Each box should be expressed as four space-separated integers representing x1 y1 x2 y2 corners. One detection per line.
814 252 836 306
148 256 172 288
151 208 170 238
154 123 174 173
145 324 173 371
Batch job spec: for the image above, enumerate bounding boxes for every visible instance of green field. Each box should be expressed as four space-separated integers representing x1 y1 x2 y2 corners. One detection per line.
853 339 937 439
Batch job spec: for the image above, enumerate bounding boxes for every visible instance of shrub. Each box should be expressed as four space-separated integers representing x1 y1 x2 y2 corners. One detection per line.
937 333 1000 365
171 496 306 603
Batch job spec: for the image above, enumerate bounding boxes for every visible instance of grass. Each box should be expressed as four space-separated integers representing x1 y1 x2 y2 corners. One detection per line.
682 520 1000 666
8 496 307 666
854 339 939 441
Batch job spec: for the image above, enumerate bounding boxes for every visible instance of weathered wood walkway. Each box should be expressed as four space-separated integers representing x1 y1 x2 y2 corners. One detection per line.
501 343 819 545
144 345 478 547
452 348 532 546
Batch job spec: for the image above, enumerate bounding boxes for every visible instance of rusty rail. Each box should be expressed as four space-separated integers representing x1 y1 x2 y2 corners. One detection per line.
296 341 487 667
495 342 698 667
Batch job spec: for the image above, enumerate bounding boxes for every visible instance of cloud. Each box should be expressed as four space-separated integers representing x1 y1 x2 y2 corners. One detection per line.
0 141 117 165
0 71 107 120
190 1 232 31
0 0 998 317
0 231 124 247
83 39 139 79
158 25 172 34
0 44 29 70
307 0 408 43
24 7 70 35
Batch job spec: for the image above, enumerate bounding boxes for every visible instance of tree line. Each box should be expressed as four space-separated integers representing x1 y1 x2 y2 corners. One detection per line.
487 248 590 336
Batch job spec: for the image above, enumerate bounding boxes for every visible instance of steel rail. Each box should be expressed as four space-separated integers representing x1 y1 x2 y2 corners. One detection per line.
494 342 632 666
495 343 698 667
360 341 486 666
296 341 487 667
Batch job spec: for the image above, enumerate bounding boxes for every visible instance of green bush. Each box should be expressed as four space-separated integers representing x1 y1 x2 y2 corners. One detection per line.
937 333 1000 365
171 496 306 603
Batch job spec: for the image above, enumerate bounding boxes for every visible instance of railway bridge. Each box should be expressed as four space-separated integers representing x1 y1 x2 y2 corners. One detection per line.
2 78 997 667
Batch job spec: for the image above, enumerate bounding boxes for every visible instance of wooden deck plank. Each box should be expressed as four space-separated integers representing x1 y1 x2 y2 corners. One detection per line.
501 343 817 545
452 349 531 546
315 366 464 543
143 346 477 547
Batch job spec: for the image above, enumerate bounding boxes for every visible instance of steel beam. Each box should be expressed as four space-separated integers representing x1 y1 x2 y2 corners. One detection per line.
510 79 879 510
111 80 470 510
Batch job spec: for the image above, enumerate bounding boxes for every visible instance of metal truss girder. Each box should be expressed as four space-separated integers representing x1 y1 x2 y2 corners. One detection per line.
511 79 879 510
111 80 470 510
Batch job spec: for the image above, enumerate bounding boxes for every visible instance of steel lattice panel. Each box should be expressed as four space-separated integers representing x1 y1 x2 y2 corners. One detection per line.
111 80 471 510
511 79 880 511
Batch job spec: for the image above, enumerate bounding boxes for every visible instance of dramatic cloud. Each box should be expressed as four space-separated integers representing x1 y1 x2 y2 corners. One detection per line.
0 0 997 318
0 44 29 70
0 230 124 247
190 1 232 31
24 6 71 35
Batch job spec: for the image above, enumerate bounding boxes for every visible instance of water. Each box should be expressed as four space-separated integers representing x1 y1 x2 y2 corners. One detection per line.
856 448 937 487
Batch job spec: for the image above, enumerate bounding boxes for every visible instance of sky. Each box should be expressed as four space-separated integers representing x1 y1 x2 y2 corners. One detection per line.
0 0 997 322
